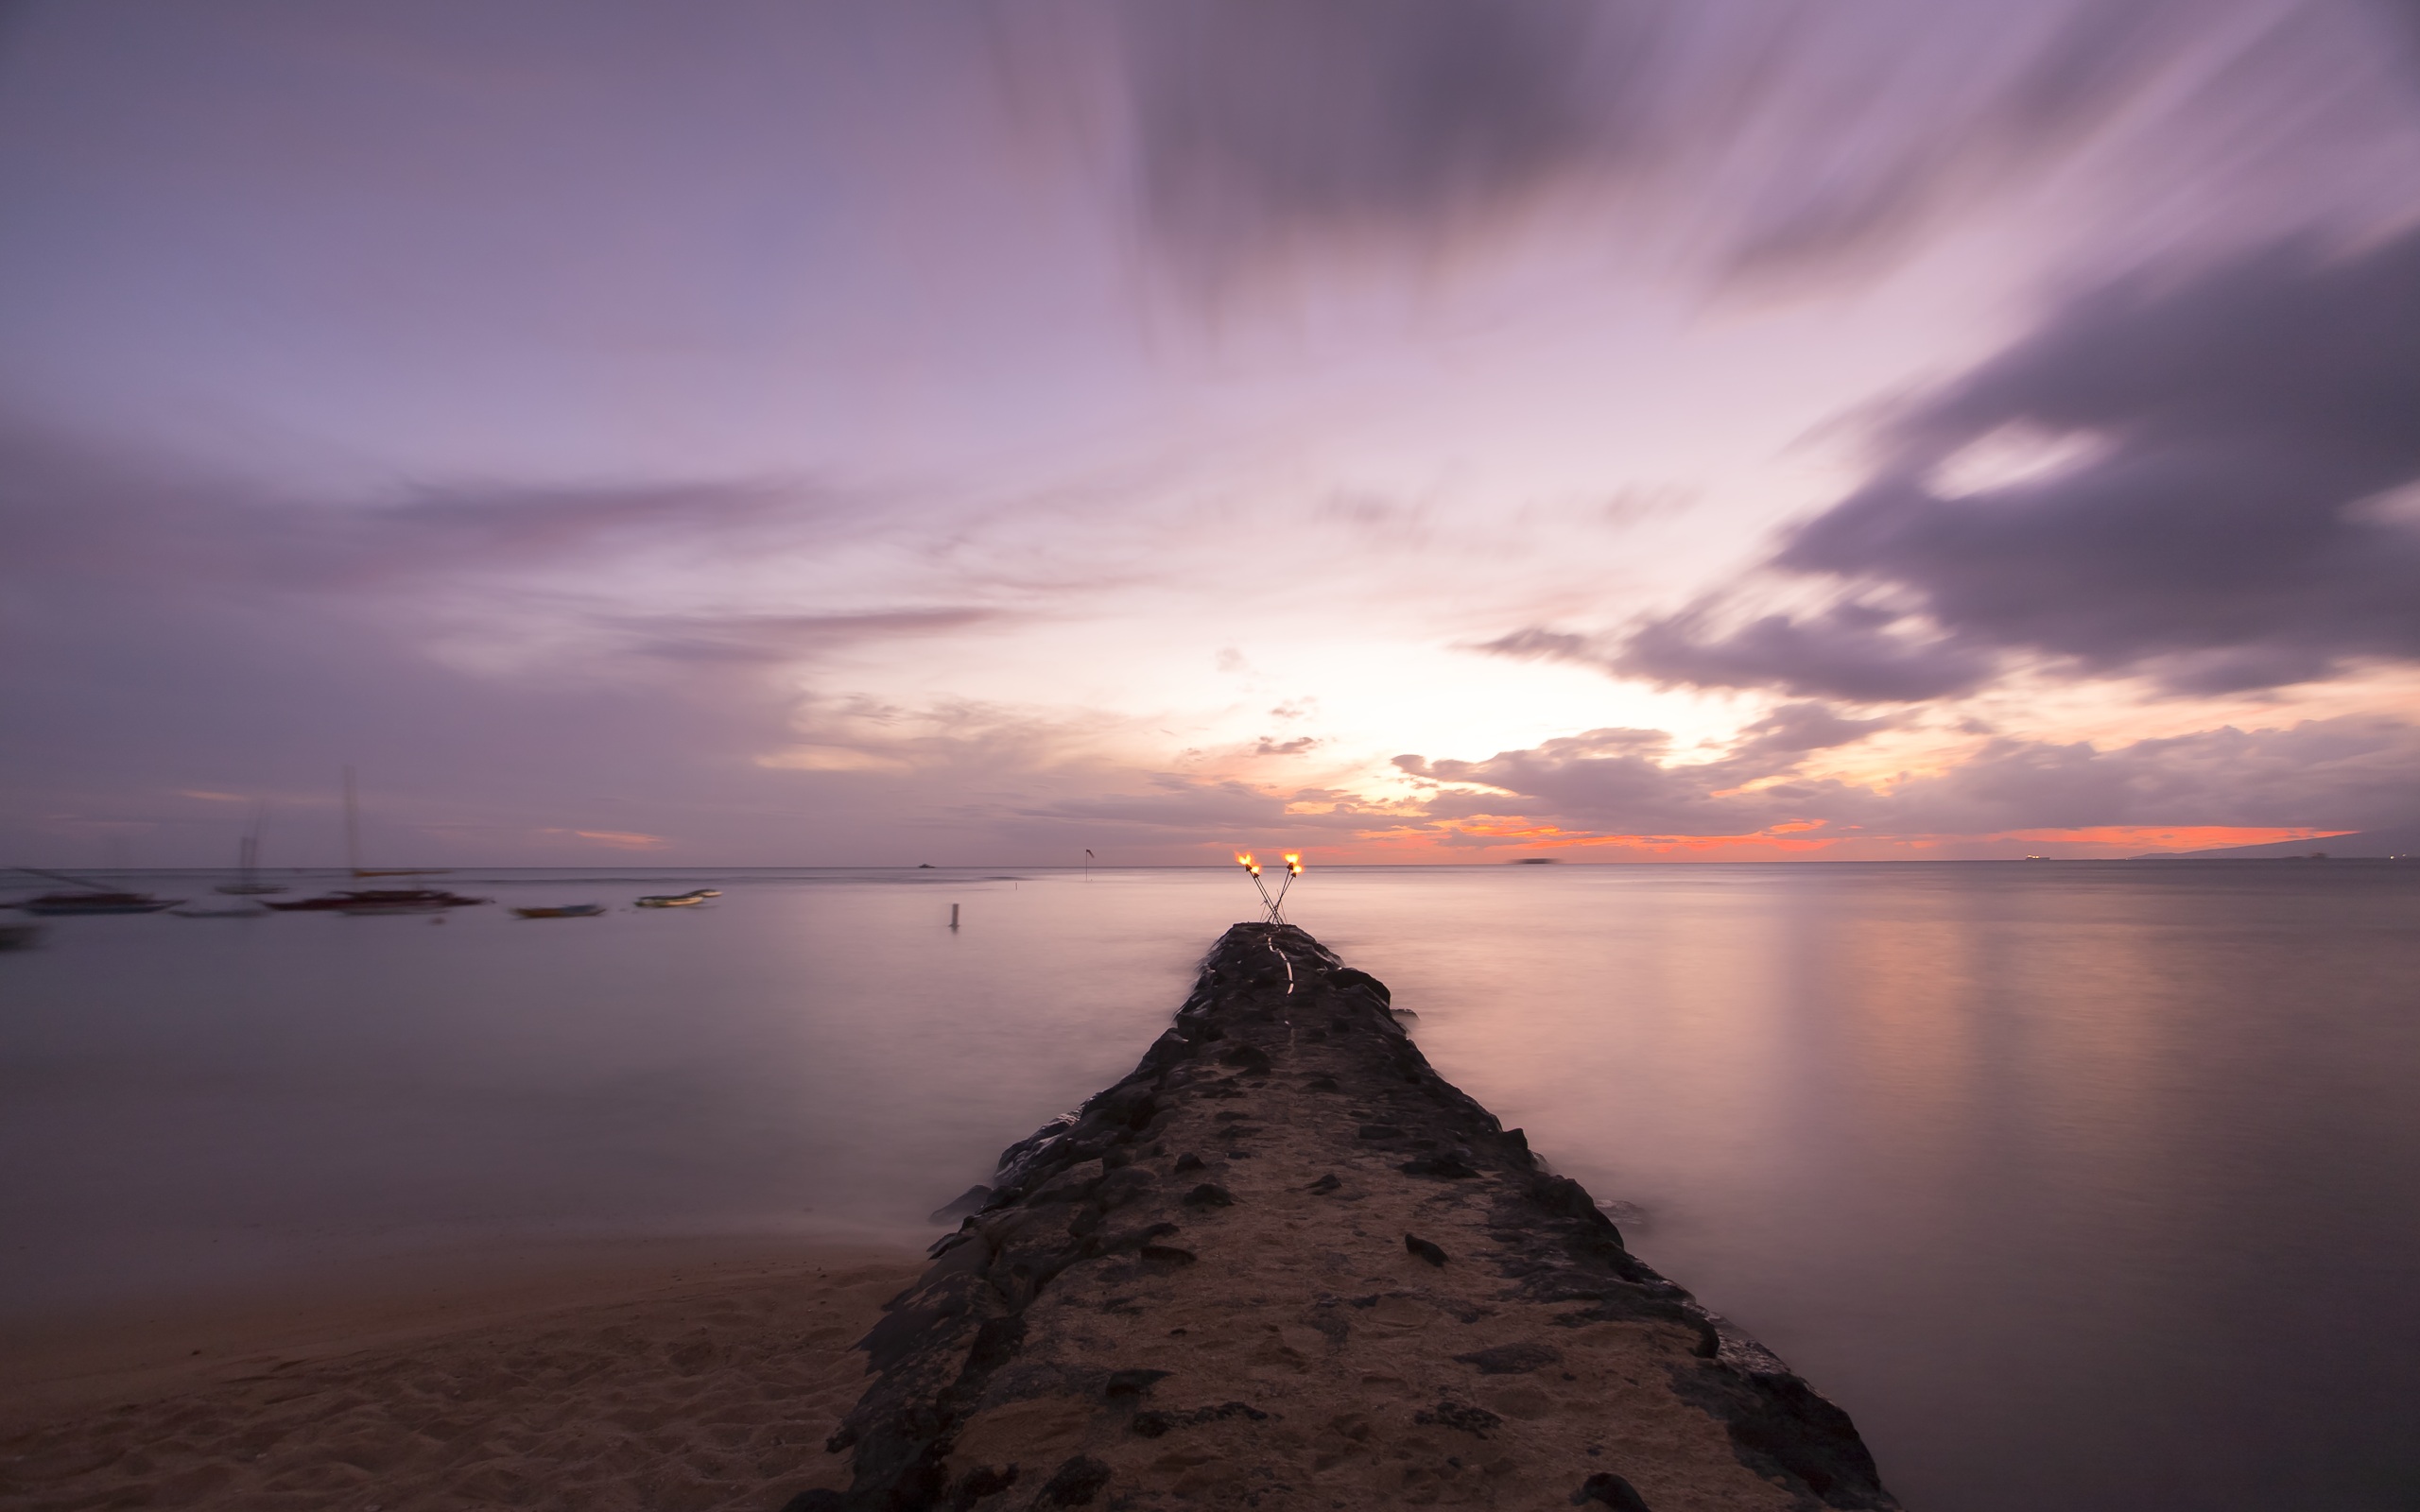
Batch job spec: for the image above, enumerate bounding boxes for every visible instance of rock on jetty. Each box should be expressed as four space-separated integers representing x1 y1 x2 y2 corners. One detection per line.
790 924 1898 1511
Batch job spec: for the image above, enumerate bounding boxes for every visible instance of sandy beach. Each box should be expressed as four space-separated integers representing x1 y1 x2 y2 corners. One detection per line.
0 1237 924 1511
0 924 1903 1511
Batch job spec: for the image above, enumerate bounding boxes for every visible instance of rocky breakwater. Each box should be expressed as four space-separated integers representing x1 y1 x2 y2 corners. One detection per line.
790 923 1897 1511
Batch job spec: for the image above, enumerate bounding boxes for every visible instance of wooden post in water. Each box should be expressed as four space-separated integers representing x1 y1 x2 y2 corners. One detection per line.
949 903 959 931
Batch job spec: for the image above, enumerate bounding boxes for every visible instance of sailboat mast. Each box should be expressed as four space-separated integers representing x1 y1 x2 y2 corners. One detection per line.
343 765 361 875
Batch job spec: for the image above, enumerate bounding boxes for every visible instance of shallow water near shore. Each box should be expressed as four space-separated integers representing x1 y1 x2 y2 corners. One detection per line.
5 861 2416 1511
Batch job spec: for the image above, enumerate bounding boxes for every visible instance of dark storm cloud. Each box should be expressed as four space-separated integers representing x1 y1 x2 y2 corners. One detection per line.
1113 1 2239 288
1479 608 1995 702
1392 714 2419 839
1118 0 1645 277
1620 604 1995 702
1592 225 2420 699
0 422 1003 862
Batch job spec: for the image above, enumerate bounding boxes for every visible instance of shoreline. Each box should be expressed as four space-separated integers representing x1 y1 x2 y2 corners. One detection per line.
2 1232 925 1431
8 923 1899 1509
1 1236 925 1511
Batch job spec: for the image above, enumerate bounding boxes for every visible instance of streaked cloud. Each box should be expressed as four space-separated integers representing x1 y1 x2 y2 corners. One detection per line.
4 5 2417 863
1119 0 1640 282
1391 713 2420 852
1109 0 2411 294
1489 223 2420 704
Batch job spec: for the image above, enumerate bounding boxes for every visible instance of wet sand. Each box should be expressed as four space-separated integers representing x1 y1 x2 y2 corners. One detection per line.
0 1237 924 1511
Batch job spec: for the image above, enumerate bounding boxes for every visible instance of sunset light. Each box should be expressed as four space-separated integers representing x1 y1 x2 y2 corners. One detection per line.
4 5 2411 868
4 10 2413 1512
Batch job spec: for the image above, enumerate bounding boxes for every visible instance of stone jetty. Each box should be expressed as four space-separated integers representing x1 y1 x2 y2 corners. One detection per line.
789 923 1898 1511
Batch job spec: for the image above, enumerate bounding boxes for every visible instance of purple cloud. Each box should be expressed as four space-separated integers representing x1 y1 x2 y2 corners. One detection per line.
1119 0 1639 282
1393 714 2420 840
1592 225 2420 700
1113 1 2311 292
0 421 1014 864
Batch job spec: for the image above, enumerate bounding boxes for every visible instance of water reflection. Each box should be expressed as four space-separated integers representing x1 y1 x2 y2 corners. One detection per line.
4 862 2416 1510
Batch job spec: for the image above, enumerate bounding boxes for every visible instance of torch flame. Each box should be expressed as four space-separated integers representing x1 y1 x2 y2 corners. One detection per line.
1237 850 1295 921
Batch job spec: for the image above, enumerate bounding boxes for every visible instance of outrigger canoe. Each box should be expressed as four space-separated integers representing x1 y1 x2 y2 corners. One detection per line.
268 888 491 916
6 868 185 916
13 892 183 916
633 888 719 908
512 903 606 919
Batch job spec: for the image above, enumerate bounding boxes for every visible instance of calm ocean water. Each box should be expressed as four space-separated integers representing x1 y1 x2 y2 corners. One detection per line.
4 862 2415 1510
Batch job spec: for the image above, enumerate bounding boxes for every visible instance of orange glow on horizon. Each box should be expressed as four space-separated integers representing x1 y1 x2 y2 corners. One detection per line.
1190 820 2360 866
1987 826 2349 850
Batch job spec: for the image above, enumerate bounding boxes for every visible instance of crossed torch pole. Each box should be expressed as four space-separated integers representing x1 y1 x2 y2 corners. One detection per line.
1236 851 1304 924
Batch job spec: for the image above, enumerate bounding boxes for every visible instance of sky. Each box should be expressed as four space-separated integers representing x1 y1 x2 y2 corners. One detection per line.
3 0 2418 868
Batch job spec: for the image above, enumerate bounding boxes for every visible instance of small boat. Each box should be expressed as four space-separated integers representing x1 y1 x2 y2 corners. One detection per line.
634 888 716 908
268 888 491 915
14 891 184 916
513 902 606 919
335 893 484 917
9 867 184 915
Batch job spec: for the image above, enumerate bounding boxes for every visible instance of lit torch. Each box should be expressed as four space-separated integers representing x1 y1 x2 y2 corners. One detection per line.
1236 852 1277 921
1236 850 1303 924
1271 853 1304 922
